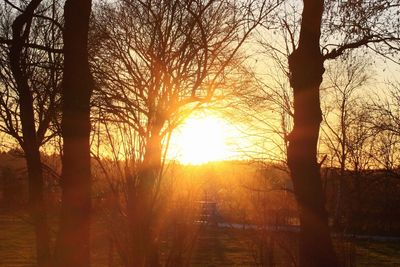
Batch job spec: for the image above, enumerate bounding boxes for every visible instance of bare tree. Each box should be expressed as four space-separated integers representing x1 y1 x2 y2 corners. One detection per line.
90 0 277 265
371 81 400 136
320 55 370 229
255 1 400 265
371 85 400 177
0 1 62 266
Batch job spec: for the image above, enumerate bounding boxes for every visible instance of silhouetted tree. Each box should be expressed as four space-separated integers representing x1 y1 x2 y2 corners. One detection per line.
321 55 370 229
0 1 62 266
90 0 276 265
285 1 337 266
53 0 92 266
372 81 400 137
256 0 400 265
371 83 400 178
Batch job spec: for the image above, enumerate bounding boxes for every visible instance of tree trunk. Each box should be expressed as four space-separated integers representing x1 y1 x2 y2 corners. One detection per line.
128 129 162 267
287 0 337 266
53 0 92 266
24 145 51 267
9 1 51 266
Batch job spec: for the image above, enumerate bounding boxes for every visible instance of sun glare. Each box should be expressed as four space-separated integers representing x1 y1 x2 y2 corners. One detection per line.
168 115 240 165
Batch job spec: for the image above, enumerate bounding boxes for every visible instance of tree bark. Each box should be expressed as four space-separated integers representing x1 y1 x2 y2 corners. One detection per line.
9 1 51 266
287 0 337 266
53 0 92 266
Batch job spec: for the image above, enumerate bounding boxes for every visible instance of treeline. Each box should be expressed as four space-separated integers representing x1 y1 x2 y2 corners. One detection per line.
2 154 400 241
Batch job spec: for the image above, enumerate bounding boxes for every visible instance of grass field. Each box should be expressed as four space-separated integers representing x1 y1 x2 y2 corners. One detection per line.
1 213 400 266
354 240 400 267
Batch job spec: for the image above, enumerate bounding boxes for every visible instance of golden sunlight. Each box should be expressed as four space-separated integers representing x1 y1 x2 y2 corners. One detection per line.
168 115 241 165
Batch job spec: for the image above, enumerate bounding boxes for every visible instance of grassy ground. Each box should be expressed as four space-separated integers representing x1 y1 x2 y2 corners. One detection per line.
1 213 400 266
354 240 400 267
0 214 36 267
191 227 255 266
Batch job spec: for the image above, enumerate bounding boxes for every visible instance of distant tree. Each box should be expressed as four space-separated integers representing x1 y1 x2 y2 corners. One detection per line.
374 129 400 176
320 55 370 228
372 82 400 137
53 0 92 266
328 81 400 234
0 1 63 266
369 81 400 176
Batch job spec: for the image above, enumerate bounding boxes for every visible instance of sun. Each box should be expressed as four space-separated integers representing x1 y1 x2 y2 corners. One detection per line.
168 115 240 165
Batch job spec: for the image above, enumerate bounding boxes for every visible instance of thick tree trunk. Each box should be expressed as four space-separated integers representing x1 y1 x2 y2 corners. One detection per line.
287 0 337 266
128 130 162 267
53 0 92 266
9 1 51 266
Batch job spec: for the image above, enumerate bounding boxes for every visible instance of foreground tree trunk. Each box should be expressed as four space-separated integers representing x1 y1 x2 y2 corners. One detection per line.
128 128 162 267
53 0 92 266
9 1 51 266
287 0 337 266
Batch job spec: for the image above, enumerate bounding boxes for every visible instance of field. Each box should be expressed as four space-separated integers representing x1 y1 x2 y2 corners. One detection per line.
1 213 400 267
